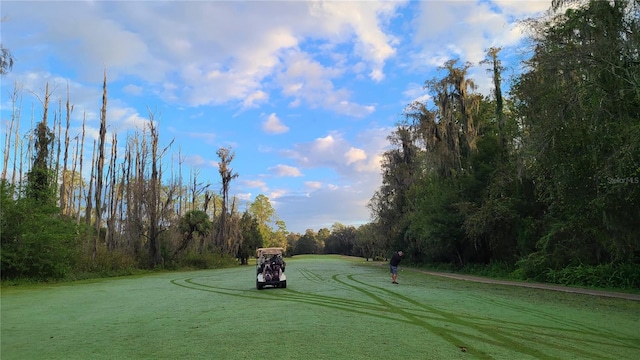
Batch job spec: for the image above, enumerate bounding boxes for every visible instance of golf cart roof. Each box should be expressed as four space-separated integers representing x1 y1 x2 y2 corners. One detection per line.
257 247 284 257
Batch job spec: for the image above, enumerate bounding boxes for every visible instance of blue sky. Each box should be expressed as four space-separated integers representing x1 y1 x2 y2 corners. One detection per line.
0 0 551 233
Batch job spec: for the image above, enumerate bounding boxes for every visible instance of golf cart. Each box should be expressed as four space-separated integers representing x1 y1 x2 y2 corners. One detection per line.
256 247 286 290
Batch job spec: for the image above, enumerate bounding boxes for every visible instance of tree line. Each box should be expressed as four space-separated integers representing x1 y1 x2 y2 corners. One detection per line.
2 0 638 289
363 0 639 288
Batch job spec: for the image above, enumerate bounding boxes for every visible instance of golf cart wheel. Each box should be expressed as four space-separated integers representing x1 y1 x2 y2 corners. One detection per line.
280 281 286 288
257 281 263 290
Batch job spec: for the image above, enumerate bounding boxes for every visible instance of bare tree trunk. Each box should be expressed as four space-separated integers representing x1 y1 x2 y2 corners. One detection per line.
86 139 96 245
54 99 62 199
94 70 108 257
2 84 20 181
191 168 197 212
107 132 118 251
135 132 146 257
147 113 163 267
2 116 12 180
117 160 126 248
60 84 73 216
42 82 51 144
11 89 22 184
124 137 134 254
228 198 242 257
215 147 239 255
25 103 35 182
130 132 146 258
178 147 184 217
70 135 79 217
76 113 86 225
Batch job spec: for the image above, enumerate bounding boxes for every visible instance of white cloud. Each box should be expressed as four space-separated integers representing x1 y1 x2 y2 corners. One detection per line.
241 179 268 192
409 0 552 72
314 135 336 152
273 177 379 233
108 105 149 132
283 126 390 180
277 50 375 117
304 181 323 190
492 0 551 16
243 90 269 109
269 189 287 200
4 1 403 117
263 113 290 134
269 164 303 177
309 1 406 82
344 147 367 165
402 82 431 105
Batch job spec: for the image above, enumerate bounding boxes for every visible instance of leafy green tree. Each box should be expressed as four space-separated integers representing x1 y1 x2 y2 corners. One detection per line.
354 223 385 260
237 211 263 265
0 184 78 279
285 232 301 257
324 223 356 255
1 121 79 279
316 227 330 253
368 124 419 251
513 0 640 270
295 229 319 255
25 122 55 206
172 210 212 260
249 194 275 246
405 175 465 264
271 219 288 250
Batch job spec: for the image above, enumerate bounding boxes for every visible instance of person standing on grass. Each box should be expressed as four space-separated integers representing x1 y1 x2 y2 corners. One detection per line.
389 251 403 284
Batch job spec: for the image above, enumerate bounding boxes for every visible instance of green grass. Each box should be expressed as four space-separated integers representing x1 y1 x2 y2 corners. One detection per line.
2 255 639 359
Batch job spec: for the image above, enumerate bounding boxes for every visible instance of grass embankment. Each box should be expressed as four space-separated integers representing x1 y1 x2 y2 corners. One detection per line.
2 255 639 359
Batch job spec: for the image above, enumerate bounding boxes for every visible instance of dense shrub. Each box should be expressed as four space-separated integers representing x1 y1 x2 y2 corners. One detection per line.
74 245 138 278
545 264 640 290
175 251 238 270
1 183 79 280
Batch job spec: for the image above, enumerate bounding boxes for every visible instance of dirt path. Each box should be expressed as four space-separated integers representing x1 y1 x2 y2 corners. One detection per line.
413 269 640 301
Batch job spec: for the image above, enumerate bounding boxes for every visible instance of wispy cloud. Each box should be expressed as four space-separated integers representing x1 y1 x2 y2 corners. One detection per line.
269 164 303 177
263 113 289 134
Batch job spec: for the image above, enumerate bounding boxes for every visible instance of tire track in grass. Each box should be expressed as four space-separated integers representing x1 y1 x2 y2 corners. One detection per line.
473 294 637 343
345 275 570 359
297 268 355 292
173 275 546 358
171 270 632 359
346 275 626 359
469 295 640 353
171 277 412 325
333 274 497 359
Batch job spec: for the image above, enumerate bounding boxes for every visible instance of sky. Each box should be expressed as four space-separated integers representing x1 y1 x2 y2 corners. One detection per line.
0 0 552 233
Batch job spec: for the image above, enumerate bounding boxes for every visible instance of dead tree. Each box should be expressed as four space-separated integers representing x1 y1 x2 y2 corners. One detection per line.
147 113 163 267
106 132 118 251
93 70 108 259
11 88 22 184
215 147 239 255
76 113 87 225
2 82 20 181
60 83 73 216
85 139 96 229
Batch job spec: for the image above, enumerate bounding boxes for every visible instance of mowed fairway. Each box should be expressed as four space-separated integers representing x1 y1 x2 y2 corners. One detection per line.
2 256 639 360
